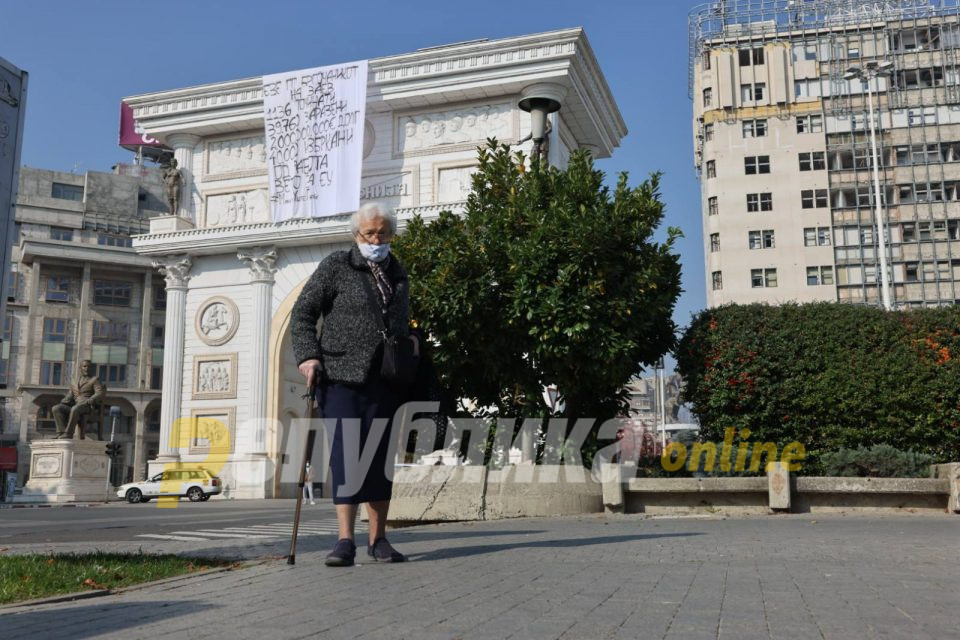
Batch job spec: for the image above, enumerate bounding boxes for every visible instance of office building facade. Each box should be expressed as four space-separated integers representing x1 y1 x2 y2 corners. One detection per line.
1 166 168 483
690 0 960 307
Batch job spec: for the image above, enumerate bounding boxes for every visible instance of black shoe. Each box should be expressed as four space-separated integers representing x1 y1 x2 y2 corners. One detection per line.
325 538 356 567
367 537 407 563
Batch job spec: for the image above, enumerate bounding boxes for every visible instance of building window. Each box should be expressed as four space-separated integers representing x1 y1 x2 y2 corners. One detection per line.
706 160 716 178
908 107 937 126
43 318 67 343
792 43 817 61
817 227 831 245
703 123 714 142
44 276 70 303
710 233 720 252
93 280 132 307
703 87 713 108
708 196 718 216
746 192 773 212
151 366 163 390
7 267 19 302
739 47 765 66
748 229 775 249
742 119 768 138
751 268 778 288
799 151 826 171
847 46 860 59
96 364 127 385
801 189 829 209
902 222 916 242
744 156 770 174
0 315 13 388
51 183 84 202
37 405 57 431
153 285 167 311
905 262 919 281
40 361 64 385
796 114 823 133
92 320 129 344
804 228 830 246
152 326 165 348
711 271 723 291
97 233 133 248
807 266 835 285
740 83 766 102
49 227 74 241
147 409 161 432
702 51 711 70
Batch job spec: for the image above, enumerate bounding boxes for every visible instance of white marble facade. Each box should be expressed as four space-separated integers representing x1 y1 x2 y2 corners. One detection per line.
129 28 626 498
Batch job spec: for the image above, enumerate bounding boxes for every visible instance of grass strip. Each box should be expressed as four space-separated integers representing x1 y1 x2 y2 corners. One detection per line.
0 551 239 605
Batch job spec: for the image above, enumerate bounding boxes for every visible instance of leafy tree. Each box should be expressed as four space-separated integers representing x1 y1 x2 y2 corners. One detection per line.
393 142 682 454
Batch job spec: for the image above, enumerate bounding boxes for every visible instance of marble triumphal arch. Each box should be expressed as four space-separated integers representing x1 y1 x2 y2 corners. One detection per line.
129 28 625 498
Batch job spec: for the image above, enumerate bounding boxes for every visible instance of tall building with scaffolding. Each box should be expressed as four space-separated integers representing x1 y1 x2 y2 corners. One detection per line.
690 0 960 308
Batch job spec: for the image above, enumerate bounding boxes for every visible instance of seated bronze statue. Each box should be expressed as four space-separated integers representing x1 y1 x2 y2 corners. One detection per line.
54 360 106 440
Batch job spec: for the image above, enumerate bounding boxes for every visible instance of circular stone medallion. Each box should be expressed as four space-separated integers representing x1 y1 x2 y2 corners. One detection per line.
195 296 239 346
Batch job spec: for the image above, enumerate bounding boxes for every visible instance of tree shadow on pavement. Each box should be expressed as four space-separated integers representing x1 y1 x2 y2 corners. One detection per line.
406 532 703 562
0 600 220 639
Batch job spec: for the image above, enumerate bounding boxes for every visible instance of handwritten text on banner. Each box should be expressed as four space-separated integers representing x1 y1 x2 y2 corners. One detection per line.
262 60 368 222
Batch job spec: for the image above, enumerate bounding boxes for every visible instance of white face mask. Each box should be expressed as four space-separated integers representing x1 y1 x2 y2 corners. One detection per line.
358 242 390 262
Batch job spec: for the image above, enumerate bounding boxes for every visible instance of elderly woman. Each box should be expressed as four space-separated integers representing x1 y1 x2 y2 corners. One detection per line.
290 202 416 566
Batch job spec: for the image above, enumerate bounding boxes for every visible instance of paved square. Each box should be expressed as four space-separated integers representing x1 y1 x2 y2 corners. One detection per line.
2 514 958 639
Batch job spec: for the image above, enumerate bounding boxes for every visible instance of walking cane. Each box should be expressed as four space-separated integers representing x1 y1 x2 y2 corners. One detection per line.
287 381 318 566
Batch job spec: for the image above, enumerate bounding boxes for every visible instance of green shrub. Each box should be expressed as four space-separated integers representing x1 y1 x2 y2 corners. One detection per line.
675 303 960 469
821 444 934 478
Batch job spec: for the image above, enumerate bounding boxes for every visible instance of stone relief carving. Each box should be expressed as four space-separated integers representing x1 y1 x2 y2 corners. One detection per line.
153 255 192 289
191 414 233 452
437 165 477 204
205 189 269 227
237 246 278 283
398 103 513 153
206 135 267 175
195 296 240 347
73 454 107 477
33 453 62 478
193 353 238 400
198 361 230 393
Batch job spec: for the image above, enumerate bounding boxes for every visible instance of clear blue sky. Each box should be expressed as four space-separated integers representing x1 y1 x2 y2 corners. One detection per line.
4 0 706 343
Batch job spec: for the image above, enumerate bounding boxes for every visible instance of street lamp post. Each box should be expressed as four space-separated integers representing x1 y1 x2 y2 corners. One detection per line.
844 61 894 311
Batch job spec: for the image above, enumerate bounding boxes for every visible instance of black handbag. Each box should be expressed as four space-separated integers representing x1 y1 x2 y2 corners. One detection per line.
360 269 419 386
380 332 419 387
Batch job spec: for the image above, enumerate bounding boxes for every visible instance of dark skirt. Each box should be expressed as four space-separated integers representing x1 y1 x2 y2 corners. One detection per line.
318 371 404 505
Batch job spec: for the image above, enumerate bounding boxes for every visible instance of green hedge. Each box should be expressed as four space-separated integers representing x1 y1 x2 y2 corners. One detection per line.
821 445 934 478
675 303 960 472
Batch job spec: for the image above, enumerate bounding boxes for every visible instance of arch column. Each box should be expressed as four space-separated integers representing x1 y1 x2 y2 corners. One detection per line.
152 255 192 464
238 246 277 456
165 133 202 221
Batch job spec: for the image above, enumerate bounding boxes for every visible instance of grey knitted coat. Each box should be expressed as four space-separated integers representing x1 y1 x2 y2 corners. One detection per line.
290 244 410 385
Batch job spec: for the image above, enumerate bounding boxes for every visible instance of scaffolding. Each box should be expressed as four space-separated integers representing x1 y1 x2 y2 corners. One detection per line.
689 0 960 98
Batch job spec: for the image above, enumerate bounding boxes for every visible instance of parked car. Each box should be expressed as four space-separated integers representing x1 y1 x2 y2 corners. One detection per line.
117 469 222 503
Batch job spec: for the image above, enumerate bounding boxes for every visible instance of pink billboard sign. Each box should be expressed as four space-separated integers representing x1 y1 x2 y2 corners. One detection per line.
118 101 168 149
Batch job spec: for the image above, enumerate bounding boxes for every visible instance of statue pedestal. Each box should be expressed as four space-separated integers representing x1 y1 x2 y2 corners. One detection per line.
149 215 195 234
14 439 110 503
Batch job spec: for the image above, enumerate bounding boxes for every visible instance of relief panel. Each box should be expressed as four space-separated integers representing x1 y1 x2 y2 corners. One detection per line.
202 189 270 227
396 102 516 156
204 135 267 179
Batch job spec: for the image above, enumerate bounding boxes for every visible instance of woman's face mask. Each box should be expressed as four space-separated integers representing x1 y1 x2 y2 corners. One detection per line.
358 242 390 262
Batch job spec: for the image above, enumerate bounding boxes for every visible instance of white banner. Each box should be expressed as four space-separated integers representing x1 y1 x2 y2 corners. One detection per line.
262 60 368 222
